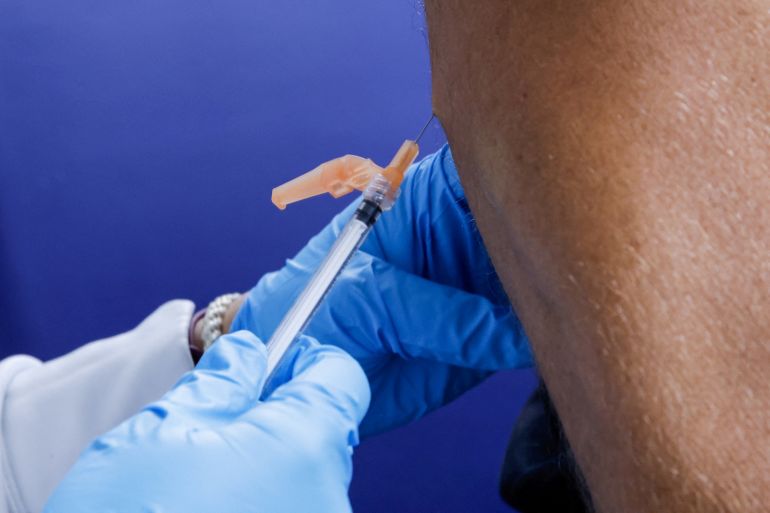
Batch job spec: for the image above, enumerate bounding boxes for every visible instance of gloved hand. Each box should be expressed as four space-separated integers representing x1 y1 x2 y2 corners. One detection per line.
44 331 370 513
232 145 532 437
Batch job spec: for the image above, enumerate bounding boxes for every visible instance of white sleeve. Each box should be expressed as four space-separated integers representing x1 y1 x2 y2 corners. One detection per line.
0 300 196 513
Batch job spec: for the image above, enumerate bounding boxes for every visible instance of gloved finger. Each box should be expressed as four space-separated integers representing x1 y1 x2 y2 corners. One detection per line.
157 330 268 416
232 250 531 372
311 252 533 370
248 337 370 441
360 359 490 437
361 144 477 277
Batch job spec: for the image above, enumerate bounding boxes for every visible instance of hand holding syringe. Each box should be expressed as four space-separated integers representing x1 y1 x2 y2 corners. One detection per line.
263 116 434 390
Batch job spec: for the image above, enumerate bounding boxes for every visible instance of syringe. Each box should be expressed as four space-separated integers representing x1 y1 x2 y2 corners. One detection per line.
263 116 433 388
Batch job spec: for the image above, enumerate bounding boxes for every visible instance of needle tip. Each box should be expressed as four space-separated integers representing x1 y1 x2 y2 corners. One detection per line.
414 114 435 144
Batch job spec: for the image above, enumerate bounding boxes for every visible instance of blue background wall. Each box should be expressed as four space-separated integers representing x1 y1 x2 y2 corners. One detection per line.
0 1 536 511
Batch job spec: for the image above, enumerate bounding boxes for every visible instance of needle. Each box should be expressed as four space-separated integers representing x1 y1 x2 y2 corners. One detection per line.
414 114 435 144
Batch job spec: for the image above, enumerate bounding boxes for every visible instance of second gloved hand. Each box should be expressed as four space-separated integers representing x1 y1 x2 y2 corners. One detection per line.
44 331 369 513
232 145 533 437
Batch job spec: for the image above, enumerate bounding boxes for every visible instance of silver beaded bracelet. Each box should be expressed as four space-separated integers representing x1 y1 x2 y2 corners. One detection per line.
200 293 242 350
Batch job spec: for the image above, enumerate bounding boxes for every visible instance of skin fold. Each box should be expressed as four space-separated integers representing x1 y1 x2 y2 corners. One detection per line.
424 1 769 511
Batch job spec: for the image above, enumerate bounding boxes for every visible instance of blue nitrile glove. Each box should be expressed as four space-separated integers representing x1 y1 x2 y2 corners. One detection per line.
232 144 533 437
44 331 370 513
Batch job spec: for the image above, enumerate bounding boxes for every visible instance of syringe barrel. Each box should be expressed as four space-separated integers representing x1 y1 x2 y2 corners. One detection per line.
263 197 383 385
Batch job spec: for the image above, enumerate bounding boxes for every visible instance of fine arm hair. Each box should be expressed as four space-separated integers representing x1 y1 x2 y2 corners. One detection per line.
424 0 770 511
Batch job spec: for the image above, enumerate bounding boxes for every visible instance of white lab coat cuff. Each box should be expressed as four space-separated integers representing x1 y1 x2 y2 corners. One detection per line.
0 299 195 513
0 355 41 513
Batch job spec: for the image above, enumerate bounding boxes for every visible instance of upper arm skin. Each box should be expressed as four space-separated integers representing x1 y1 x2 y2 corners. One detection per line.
424 1 769 511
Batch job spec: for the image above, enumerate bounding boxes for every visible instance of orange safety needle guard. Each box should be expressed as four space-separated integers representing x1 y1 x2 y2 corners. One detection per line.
271 140 420 210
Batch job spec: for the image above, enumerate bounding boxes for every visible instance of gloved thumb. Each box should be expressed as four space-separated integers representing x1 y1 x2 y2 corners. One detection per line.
261 337 371 432
160 330 268 417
